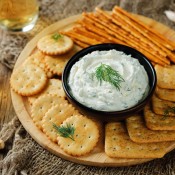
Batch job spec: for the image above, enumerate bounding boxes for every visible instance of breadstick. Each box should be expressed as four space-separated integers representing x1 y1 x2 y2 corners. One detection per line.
73 27 109 43
112 9 175 63
112 13 167 57
65 29 165 65
167 52 175 63
73 39 89 48
81 13 168 65
112 10 173 54
79 19 126 45
84 12 170 64
82 13 136 45
114 6 175 51
111 13 170 64
95 8 143 42
92 12 133 37
61 26 109 44
84 13 142 45
133 48 165 66
95 8 170 64
95 8 150 44
94 12 161 49
94 13 136 40
63 31 101 45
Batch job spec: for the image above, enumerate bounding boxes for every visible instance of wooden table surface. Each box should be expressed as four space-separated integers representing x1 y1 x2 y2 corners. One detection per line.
0 26 15 160
0 28 14 123
0 62 14 124
0 61 15 160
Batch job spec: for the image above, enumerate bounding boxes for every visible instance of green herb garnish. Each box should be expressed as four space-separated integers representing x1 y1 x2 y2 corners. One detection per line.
163 106 175 119
94 63 125 90
52 33 63 41
53 123 75 141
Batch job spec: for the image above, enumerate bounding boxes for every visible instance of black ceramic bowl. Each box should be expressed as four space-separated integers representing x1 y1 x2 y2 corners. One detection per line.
62 43 156 122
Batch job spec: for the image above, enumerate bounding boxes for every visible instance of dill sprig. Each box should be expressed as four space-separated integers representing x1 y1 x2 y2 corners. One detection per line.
95 63 125 90
163 106 175 119
53 123 75 141
52 33 63 41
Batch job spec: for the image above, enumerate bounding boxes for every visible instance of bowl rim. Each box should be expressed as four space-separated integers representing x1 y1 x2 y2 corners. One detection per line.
62 43 157 115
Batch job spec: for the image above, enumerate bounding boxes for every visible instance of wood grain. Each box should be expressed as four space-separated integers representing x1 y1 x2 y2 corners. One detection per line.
0 63 16 160
10 14 175 167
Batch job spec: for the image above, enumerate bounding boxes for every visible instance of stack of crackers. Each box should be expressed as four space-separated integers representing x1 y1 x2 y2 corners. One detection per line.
10 6 175 160
105 64 175 159
10 34 100 157
105 65 175 159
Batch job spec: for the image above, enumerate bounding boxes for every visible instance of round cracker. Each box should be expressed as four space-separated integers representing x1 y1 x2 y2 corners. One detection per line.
31 94 67 130
25 51 55 78
44 55 69 76
37 33 73 55
26 51 46 69
10 62 47 96
28 79 66 105
57 115 99 156
24 51 54 79
42 103 78 142
43 46 77 76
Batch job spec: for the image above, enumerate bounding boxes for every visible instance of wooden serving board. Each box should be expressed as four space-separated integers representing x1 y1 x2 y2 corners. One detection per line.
11 14 175 167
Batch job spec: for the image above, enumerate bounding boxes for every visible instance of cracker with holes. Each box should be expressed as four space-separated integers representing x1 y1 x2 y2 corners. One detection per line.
152 94 175 116
31 95 68 130
56 115 99 156
37 33 73 56
44 55 69 76
28 79 65 105
155 86 175 102
25 51 55 78
45 70 55 78
126 115 175 143
144 103 175 130
43 47 77 76
10 62 47 96
42 103 78 142
25 51 46 69
155 65 175 89
105 122 172 158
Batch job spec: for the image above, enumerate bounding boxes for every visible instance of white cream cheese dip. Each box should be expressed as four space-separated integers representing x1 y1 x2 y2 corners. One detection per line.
68 49 149 111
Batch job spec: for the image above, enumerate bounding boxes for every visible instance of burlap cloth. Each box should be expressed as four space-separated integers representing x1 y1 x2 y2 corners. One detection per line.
1 0 175 174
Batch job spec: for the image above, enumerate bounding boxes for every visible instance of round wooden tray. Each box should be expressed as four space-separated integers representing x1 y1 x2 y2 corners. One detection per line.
11 14 175 167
